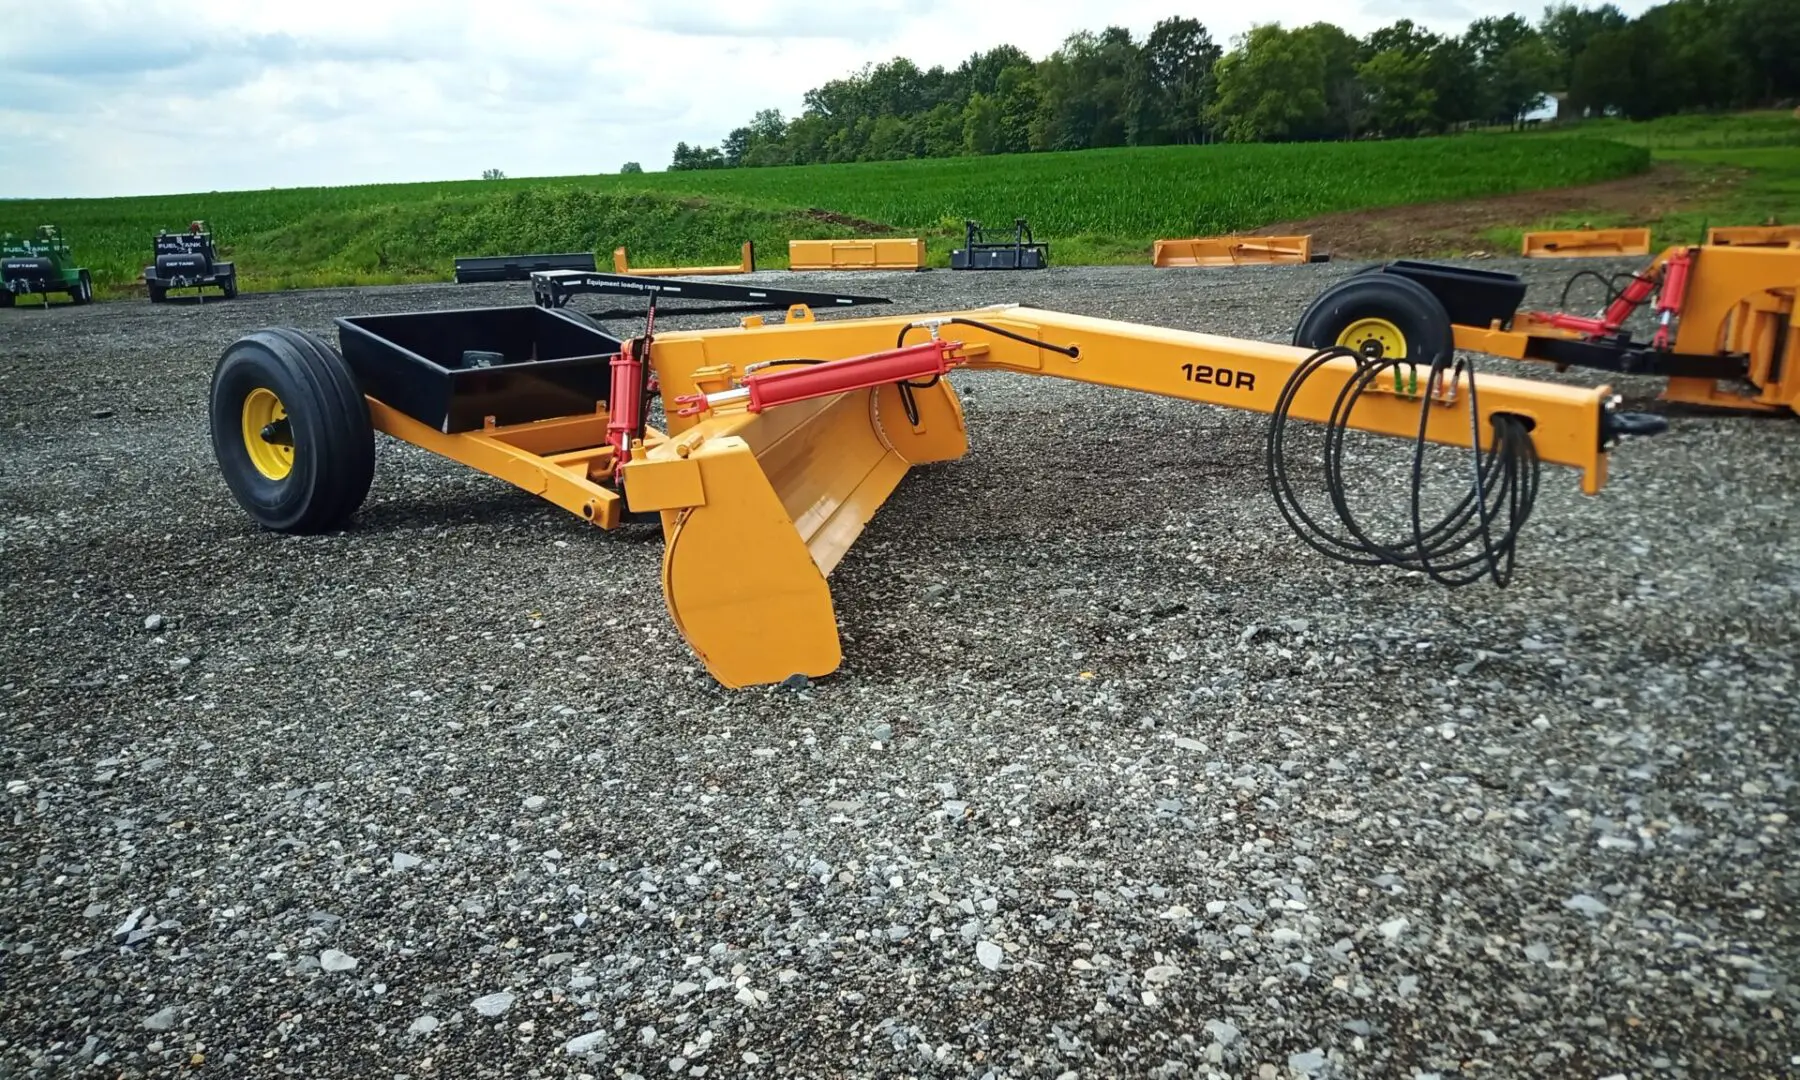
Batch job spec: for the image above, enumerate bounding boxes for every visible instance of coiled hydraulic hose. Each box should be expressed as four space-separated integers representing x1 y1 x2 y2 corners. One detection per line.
1265 344 1541 588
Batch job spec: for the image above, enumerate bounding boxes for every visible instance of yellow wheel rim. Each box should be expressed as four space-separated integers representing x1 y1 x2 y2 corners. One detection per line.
1336 317 1407 359
241 387 294 480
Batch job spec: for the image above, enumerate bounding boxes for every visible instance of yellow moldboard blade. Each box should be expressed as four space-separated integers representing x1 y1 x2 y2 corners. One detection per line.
1152 235 1311 267
1521 227 1652 257
651 380 967 688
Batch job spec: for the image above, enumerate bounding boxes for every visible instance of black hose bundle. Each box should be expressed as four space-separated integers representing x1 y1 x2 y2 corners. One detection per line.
1265 345 1541 588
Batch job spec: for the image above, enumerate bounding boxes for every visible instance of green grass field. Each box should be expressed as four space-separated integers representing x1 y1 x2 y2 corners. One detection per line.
3 135 1652 298
5 113 1795 300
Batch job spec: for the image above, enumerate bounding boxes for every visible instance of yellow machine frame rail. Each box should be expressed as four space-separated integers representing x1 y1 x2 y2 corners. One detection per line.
1152 235 1314 267
788 238 927 271
613 242 755 277
1706 225 1800 249
1521 227 1652 258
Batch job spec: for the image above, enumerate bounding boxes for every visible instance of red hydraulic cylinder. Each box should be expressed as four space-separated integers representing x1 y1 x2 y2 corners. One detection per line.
1540 311 1613 336
1652 250 1693 349
743 340 958 413
606 341 646 472
1529 266 1663 338
1597 270 1660 333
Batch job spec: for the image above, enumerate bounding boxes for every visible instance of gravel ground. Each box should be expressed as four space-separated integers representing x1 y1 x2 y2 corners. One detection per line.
2 262 1795 1080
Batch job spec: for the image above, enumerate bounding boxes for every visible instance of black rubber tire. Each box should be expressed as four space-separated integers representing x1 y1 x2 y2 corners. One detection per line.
148 284 167 304
209 327 375 534
0 292 12 309
1293 272 1454 364
221 274 238 299
72 272 93 305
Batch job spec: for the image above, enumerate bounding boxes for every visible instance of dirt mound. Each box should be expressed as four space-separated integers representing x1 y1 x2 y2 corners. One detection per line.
804 207 893 234
1260 162 1745 258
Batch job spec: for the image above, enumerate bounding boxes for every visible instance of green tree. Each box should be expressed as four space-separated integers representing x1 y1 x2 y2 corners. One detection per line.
1130 16 1222 143
668 141 724 170
1357 20 1447 134
1424 36 1484 130
1362 18 1440 59
1569 27 1639 115
1729 0 1800 101
721 127 751 167
1358 48 1438 135
1031 28 1140 150
1467 14 1557 125
1538 2 1629 90
1209 24 1331 142
962 92 1003 154
1658 0 1750 110
995 65 1040 153
618 161 643 174
1296 22 1365 137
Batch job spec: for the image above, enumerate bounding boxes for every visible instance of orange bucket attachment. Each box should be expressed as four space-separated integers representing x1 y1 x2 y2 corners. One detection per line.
612 242 755 276
1152 235 1313 267
1521 228 1651 258
1706 225 1800 249
788 238 927 271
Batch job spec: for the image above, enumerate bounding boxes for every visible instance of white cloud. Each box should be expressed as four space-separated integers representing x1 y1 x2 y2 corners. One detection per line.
0 0 1663 198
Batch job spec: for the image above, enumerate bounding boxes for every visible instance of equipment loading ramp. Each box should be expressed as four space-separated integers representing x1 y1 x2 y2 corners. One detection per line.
530 270 892 320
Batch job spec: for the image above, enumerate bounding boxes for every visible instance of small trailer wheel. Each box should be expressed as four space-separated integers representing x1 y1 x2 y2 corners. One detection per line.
221 273 238 299
209 327 375 534
0 292 12 309
148 284 167 304
1293 272 1453 363
72 272 93 305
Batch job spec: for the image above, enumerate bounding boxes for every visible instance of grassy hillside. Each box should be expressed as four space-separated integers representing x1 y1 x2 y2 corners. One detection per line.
1478 109 1800 251
1 134 1650 297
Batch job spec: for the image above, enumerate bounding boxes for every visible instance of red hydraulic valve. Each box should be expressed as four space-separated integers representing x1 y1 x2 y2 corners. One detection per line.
676 339 961 416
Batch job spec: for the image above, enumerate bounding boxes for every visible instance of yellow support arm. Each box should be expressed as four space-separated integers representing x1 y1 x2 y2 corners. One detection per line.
646 305 1613 491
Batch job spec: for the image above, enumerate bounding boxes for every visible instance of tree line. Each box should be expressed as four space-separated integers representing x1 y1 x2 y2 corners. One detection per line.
667 0 1800 169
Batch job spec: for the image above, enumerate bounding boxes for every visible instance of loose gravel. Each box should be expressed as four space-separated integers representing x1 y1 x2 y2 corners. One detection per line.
2 262 1795 1079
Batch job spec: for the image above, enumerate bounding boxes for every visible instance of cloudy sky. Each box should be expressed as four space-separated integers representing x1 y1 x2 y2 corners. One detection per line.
2 0 1658 200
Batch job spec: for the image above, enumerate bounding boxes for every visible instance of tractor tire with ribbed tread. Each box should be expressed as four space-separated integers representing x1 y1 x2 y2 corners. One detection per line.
209 327 375 534
1292 272 1454 364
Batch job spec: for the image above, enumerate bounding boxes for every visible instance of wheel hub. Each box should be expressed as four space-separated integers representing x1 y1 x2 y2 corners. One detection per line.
1336 317 1406 360
241 387 294 479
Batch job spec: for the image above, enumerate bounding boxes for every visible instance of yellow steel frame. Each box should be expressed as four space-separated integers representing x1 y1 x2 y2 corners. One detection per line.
366 400 663 530
1452 245 1800 415
364 303 1631 689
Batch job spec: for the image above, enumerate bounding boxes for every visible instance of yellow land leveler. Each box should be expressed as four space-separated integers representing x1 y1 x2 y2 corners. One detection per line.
208 275 1669 689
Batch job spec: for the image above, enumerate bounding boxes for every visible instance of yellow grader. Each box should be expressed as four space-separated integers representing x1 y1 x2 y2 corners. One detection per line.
208 275 1672 689
1295 243 1800 416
